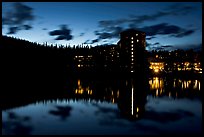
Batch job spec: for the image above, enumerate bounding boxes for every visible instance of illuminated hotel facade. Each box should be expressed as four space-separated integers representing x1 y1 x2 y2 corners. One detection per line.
67 29 201 76
118 29 147 74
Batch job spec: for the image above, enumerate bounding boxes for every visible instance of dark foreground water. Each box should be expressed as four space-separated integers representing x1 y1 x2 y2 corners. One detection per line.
2 77 202 135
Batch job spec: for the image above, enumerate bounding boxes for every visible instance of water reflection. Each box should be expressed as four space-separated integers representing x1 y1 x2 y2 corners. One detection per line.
149 77 201 98
2 77 202 135
117 78 147 120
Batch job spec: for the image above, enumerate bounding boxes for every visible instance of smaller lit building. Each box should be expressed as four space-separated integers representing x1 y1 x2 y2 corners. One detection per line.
149 62 165 73
74 55 94 71
194 62 202 73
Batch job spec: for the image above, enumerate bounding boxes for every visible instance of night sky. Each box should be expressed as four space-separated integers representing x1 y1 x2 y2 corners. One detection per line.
2 2 202 51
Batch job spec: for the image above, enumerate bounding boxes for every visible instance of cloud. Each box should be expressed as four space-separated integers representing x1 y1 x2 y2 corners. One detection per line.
128 4 196 27
84 26 123 44
161 45 173 48
146 42 174 51
146 36 156 40
153 42 160 45
23 25 32 30
7 27 20 34
49 25 73 41
136 23 195 37
92 4 196 43
84 39 99 44
79 32 85 37
96 4 196 30
172 30 195 38
2 2 35 34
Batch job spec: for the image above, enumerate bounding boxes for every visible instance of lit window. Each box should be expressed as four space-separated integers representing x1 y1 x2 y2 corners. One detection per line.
132 58 134 61
137 39 139 42
131 37 133 40
131 44 133 47
136 34 138 36
131 48 133 50
131 52 133 54
131 55 134 57
131 70 134 73
131 41 133 43
78 64 80 67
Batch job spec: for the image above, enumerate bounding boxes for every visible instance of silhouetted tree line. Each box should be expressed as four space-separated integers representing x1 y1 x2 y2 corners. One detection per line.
1 35 201 78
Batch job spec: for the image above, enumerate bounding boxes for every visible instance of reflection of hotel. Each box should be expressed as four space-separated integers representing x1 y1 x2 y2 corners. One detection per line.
117 79 147 119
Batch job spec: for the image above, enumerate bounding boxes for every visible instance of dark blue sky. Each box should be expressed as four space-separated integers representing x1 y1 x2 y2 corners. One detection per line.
2 2 202 51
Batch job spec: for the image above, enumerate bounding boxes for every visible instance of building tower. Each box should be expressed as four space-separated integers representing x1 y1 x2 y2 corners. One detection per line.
118 29 146 74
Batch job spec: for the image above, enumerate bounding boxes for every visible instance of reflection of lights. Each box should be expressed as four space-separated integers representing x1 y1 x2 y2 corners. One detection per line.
198 81 200 91
112 98 115 103
156 89 159 97
75 80 93 95
137 107 139 112
131 87 133 115
78 80 80 85
160 89 163 94
117 90 119 98
136 114 138 118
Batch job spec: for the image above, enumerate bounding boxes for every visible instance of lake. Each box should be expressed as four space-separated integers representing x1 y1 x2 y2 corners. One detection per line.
2 77 202 135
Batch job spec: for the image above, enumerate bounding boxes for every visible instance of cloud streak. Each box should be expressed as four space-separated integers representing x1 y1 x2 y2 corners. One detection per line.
137 23 195 37
86 4 196 44
49 25 73 41
2 2 35 34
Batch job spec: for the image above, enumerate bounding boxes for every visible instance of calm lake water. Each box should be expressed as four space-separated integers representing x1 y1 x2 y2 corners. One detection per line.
2 77 202 135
